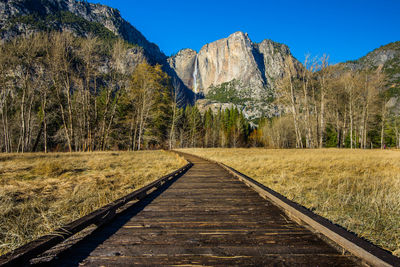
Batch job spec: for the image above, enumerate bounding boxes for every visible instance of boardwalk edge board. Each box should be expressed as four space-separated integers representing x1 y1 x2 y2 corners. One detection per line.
174 151 400 267
0 160 193 267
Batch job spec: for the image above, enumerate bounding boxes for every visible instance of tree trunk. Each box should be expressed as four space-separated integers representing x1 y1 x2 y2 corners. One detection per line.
289 78 302 148
20 86 26 153
42 91 48 153
137 107 144 151
133 113 139 151
1 108 8 153
137 94 151 151
349 102 354 149
380 102 386 149
319 90 325 148
311 83 319 148
59 103 72 152
100 88 111 150
129 114 135 151
103 100 118 150
32 122 43 152
302 75 312 148
169 105 177 150
363 103 369 149
64 74 74 152
395 118 400 149
336 105 341 148
342 107 347 148
26 94 34 151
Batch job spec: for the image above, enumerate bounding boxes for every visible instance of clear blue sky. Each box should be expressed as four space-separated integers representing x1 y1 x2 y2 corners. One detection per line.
94 0 399 64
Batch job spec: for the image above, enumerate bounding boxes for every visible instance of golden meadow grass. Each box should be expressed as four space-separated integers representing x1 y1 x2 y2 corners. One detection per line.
0 151 186 255
180 148 400 256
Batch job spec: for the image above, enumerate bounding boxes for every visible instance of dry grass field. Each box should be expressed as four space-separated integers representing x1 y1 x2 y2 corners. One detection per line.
180 148 400 256
0 151 186 255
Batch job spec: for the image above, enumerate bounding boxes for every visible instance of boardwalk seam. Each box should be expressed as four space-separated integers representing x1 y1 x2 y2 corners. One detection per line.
174 151 400 267
0 161 193 267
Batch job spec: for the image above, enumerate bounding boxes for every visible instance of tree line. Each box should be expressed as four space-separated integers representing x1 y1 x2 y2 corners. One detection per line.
0 32 253 152
1 33 399 152
170 105 251 149
252 56 400 149
0 32 168 152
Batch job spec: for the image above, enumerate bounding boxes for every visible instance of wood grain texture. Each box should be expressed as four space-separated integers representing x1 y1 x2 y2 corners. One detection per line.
46 154 359 266
0 162 192 267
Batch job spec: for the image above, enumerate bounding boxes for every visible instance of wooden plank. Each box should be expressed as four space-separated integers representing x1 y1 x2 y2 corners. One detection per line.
76 255 357 267
0 162 192 267
179 151 399 267
46 152 360 266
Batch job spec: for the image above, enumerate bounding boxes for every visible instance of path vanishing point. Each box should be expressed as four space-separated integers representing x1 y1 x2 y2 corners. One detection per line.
45 153 360 266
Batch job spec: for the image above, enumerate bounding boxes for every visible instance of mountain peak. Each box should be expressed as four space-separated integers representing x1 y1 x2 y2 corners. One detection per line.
228 31 249 39
256 39 291 56
176 48 197 56
168 32 300 119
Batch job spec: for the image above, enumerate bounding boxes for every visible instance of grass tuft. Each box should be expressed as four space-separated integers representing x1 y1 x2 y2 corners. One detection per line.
33 161 65 177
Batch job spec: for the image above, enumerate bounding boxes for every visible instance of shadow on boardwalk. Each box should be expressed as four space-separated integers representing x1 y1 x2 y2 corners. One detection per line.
40 153 359 266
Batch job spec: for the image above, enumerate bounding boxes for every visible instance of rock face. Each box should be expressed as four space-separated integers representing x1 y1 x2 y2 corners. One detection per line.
0 0 194 104
344 42 400 70
0 1 300 113
167 49 197 90
195 32 266 98
340 41 400 112
169 32 301 95
342 42 400 86
254 39 295 84
168 31 301 119
0 0 166 62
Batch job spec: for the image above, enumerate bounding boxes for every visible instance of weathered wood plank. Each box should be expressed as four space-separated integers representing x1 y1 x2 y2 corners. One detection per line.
45 153 361 266
0 162 193 267
180 152 400 267
76 255 357 267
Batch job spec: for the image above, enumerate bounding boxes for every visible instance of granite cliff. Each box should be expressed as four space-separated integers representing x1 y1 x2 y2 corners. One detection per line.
168 32 302 119
4 0 397 119
0 1 301 116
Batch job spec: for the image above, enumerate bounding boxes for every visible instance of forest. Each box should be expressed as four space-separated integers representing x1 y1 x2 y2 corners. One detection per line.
254 56 400 149
0 32 399 152
0 32 250 152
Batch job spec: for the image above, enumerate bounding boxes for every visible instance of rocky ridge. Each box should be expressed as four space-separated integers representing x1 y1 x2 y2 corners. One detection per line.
340 41 400 110
0 0 165 62
168 31 301 119
0 1 302 117
342 41 400 86
0 0 195 104
3 0 398 119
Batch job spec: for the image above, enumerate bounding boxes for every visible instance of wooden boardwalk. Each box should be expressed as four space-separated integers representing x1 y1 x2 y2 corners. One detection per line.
48 153 358 266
